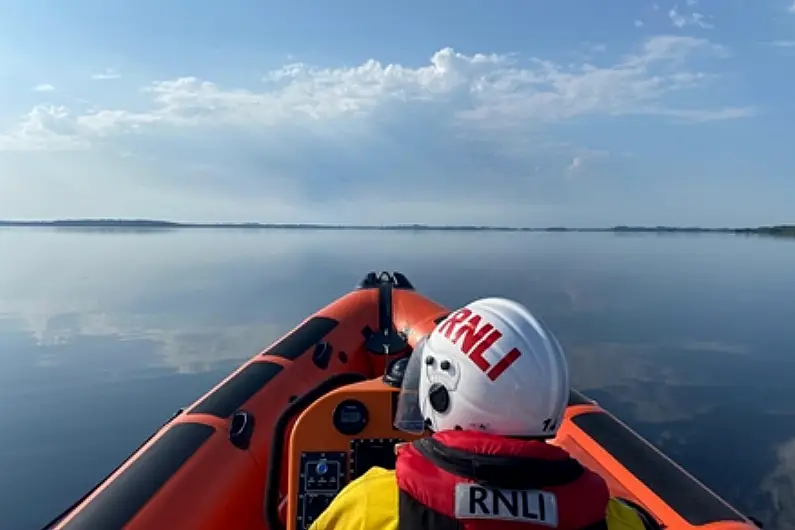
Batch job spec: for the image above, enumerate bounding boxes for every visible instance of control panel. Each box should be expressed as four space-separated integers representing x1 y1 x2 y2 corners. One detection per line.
349 438 404 480
296 451 347 529
287 379 423 530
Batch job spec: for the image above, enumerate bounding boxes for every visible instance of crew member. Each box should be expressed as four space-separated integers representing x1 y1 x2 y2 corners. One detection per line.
310 297 649 530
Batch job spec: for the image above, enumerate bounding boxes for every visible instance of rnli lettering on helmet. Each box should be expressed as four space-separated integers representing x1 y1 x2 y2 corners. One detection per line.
454 484 559 526
437 308 522 381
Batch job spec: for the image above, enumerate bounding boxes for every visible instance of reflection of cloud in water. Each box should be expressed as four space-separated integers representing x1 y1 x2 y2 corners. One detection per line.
565 338 795 529
152 324 285 374
1 229 794 527
0 230 356 374
26 313 285 374
759 437 795 529
679 341 749 355
0 230 635 374
567 340 750 388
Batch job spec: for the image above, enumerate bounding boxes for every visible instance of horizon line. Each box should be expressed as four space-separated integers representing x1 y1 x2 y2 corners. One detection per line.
0 218 793 232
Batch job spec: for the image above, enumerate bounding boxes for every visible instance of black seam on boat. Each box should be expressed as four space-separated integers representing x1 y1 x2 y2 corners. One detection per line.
58 423 214 530
263 316 339 361
433 313 450 325
571 412 746 525
378 283 393 334
190 361 283 418
568 389 593 406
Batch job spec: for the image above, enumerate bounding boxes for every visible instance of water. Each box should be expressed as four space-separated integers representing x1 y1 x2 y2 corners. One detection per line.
1 229 794 529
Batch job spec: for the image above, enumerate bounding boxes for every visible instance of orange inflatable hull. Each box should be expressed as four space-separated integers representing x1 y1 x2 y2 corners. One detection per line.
45 272 759 530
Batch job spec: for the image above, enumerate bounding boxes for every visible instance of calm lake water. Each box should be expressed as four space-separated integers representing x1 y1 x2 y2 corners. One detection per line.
1 229 794 529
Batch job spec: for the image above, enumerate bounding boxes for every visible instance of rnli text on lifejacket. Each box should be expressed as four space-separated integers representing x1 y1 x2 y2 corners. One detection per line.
454 484 559 526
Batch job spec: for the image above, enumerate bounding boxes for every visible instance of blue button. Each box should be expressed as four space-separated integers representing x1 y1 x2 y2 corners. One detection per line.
316 460 328 475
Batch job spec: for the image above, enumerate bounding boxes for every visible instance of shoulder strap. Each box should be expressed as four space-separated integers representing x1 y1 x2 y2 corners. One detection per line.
413 438 584 489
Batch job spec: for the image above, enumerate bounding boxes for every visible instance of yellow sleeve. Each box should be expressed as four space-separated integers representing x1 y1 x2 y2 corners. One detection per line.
308 467 399 530
605 498 647 530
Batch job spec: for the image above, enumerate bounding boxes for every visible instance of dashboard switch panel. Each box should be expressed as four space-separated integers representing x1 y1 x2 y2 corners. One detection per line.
350 438 405 480
296 451 348 530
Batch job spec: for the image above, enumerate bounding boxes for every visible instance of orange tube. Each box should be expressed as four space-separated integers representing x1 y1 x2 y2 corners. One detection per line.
47 272 758 530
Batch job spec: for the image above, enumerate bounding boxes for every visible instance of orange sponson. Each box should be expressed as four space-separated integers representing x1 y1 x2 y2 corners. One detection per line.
46 272 758 530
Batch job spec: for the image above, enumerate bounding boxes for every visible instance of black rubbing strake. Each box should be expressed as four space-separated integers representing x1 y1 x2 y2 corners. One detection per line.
264 316 339 361
41 408 185 529
60 423 214 530
190 361 283 418
568 389 594 406
572 412 747 525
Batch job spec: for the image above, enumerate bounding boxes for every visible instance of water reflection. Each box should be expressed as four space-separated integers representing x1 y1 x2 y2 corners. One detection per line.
0 229 794 529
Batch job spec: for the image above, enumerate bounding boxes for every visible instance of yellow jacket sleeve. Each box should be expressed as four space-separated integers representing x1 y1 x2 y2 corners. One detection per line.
309 467 399 530
606 498 648 530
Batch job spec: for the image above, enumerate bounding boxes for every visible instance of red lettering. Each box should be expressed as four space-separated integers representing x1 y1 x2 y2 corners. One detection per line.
467 328 501 372
451 314 495 358
435 310 519 382
437 308 471 339
487 347 522 381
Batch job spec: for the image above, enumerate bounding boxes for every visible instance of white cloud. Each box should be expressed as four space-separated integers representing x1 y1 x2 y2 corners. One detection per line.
0 36 751 155
91 68 121 80
0 35 756 224
32 83 55 92
567 156 584 174
635 19 645 27
648 106 756 121
565 149 610 178
669 6 714 29
768 40 795 47
790 1 795 13
0 105 90 151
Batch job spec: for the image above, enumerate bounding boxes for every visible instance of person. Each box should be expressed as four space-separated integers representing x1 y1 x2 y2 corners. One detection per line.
309 297 649 530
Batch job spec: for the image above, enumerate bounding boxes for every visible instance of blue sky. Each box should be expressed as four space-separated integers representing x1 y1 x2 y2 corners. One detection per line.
1 0 794 226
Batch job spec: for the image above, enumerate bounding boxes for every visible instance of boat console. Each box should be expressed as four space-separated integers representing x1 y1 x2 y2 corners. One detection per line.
285 376 421 530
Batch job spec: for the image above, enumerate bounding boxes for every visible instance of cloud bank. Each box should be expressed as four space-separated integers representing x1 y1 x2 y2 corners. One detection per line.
0 36 758 225
2 36 750 151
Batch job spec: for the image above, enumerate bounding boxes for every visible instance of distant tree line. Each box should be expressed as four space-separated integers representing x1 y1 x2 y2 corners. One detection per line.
0 219 793 237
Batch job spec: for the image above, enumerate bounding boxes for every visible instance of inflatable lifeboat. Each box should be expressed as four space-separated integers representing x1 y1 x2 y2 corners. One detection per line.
45 271 760 530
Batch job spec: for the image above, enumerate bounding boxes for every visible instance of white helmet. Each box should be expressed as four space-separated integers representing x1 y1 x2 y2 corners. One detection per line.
394 298 570 438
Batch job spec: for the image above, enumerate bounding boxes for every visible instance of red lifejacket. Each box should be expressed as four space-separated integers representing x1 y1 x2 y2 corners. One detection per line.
395 430 610 530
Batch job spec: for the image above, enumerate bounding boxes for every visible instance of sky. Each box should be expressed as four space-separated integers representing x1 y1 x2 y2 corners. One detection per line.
1 0 795 227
